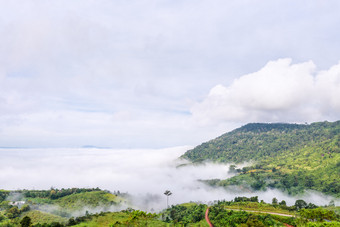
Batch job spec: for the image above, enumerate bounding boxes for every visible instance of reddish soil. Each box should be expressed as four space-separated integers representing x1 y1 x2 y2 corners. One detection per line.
205 208 214 227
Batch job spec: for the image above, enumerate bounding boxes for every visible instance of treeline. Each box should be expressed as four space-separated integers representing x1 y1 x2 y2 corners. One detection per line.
162 203 207 225
214 164 340 195
209 205 286 227
209 197 339 227
19 188 101 200
182 121 340 163
216 197 319 212
0 190 10 203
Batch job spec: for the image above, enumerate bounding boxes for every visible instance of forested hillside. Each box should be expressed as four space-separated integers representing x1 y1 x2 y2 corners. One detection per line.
182 121 340 196
2 190 339 226
0 188 128 226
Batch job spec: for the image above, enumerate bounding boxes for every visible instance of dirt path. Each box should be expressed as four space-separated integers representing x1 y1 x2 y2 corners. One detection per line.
205 208 213 227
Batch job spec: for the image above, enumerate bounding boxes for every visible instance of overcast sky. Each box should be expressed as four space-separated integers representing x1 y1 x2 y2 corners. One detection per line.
1 0 340 148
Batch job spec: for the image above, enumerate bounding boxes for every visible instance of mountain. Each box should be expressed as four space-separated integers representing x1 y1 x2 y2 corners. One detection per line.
182 121 340 196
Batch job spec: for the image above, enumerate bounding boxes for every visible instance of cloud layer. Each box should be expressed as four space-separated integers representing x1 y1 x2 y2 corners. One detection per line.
192 59 340 125
1 147 338 211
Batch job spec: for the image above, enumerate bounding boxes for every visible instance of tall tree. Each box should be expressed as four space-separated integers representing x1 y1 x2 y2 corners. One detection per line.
164 190 172 208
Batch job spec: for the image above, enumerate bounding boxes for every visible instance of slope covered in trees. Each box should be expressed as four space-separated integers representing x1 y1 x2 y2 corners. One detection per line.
1 188 339 226
182 121 340 195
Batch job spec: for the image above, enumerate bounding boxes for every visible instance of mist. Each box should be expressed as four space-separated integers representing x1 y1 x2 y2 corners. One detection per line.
1 147 338 211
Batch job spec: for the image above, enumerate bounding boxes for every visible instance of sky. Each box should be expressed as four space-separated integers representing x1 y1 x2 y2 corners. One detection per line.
1 0 340 148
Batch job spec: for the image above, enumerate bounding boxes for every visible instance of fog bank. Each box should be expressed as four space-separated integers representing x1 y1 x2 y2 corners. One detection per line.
0 147 338 211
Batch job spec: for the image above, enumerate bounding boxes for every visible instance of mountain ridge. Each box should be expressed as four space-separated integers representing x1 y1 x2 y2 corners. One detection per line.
182 121 340 196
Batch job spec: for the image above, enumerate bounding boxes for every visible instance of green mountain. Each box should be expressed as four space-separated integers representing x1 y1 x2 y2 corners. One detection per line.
182 121 340 196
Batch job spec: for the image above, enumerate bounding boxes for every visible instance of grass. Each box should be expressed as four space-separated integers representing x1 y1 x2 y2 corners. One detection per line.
56 191 121 210
73 212 167 227
224 202 294 215
21 210 68 225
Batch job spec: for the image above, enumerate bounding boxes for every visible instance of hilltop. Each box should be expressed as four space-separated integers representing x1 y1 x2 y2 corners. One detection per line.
182 121 340 196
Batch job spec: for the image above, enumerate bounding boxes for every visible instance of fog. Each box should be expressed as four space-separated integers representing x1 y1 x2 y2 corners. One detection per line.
1 147 338 211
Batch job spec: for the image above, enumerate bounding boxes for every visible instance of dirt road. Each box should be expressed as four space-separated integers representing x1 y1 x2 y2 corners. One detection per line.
205 208 213 227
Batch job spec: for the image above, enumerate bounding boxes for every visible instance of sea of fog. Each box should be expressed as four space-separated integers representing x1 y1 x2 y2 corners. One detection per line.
0 146 338 211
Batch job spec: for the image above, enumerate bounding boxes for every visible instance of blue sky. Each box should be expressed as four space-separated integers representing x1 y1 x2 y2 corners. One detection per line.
1 0 340 148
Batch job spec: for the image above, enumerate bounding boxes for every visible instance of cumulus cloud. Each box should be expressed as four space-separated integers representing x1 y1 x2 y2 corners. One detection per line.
1 1 340 147
192 59 340 125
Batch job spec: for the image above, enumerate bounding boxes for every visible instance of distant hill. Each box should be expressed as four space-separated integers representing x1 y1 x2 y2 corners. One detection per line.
0 188 128 226
182 121 340 196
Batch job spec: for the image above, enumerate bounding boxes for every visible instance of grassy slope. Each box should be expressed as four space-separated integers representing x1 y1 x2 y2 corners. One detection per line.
72 211 209 227
26 191 125 211
21 210 67 225
223 202 293 215
55 191 122 210
182 121 340 195
73 212 165 227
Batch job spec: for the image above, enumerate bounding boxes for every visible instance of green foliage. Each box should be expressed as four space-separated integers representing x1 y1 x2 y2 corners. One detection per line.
234 196 259 203
272 197 278 205
0 190 10 203
24 190 123 218
66 210 163 227
300 207 337 222
20 216 32 227
208 204 281 227
182 121 340 196
163 203 207 224
305 221 340 226
21 210 67 225
295 199 308 210
6 206 20 219
22 188 101 200
215 197 295 214
55 191 119 211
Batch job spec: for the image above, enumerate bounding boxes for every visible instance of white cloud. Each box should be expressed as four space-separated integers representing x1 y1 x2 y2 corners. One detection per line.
192 59 340 125
1 147 338 211
1 1 340 147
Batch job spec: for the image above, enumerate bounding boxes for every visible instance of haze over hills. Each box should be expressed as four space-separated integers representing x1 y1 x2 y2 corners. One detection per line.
2 188 338 226
1 122 340 226
182 121 340 196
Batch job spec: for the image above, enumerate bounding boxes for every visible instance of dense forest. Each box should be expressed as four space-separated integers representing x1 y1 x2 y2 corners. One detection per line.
182 121 340 196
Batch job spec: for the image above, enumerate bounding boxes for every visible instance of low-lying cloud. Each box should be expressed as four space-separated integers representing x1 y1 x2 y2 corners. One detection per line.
1 147 338 211
192 58 340 125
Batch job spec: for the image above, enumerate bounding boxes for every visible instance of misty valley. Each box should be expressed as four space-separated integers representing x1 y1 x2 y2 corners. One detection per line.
1 121 340 226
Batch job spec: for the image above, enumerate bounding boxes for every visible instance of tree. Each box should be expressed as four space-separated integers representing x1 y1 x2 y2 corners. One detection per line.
51 222 64 227
272 197 278 205
246 215 265 227
6 206 20 219
279 200 286 206
295 199 307 210
328 200 335 207
20 204 30 212
20 216 32 227
67 217 76 226
250 196 258 202
164 190 172 208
